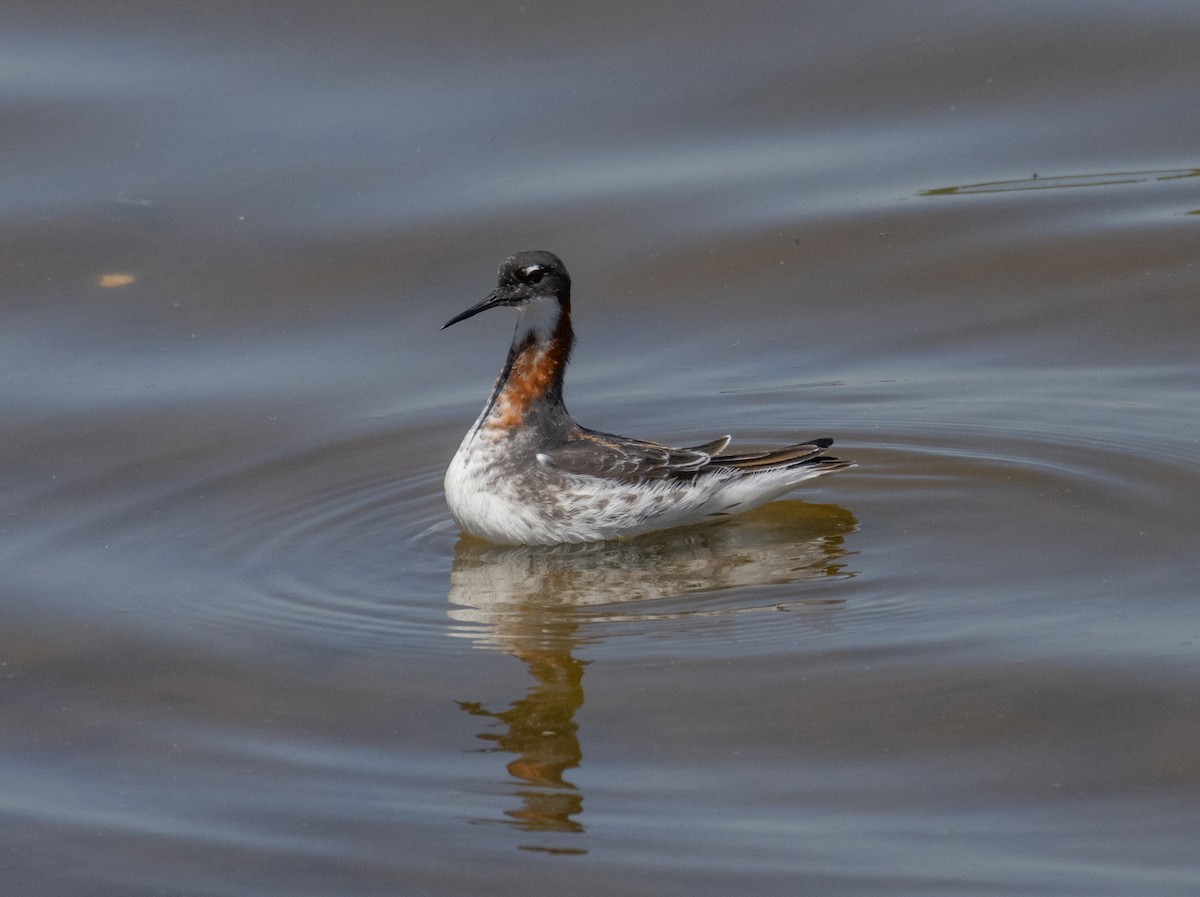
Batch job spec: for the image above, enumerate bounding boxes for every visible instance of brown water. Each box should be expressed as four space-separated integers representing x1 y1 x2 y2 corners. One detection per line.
4 2 1199 894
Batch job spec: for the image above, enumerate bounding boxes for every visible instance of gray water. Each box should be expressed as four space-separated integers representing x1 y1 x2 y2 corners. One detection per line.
3 2 1199 894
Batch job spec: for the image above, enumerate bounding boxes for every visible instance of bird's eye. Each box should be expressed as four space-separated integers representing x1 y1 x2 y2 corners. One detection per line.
523 266 546 284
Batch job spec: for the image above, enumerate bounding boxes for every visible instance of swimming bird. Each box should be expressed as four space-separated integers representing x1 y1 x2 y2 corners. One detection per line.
442 251 851 544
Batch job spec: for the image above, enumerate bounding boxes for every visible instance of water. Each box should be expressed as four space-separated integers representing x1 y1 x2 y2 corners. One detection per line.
4 2 1199 894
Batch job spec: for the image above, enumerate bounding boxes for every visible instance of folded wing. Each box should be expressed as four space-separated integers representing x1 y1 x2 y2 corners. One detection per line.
536 428 847 482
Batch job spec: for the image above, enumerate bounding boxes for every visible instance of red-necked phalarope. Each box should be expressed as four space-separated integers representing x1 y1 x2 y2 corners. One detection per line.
442 250 852 545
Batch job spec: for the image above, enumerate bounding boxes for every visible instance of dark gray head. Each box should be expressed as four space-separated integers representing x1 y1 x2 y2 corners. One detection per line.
442 251 571 329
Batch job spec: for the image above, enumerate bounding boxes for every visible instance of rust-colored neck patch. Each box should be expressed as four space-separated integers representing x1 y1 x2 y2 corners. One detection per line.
485 312 573 430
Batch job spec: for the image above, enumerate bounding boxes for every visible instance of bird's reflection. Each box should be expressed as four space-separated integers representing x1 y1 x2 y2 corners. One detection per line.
450 501 857 850
459 646 586 836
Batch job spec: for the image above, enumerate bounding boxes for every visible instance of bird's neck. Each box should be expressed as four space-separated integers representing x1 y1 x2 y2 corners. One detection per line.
480 300 574 432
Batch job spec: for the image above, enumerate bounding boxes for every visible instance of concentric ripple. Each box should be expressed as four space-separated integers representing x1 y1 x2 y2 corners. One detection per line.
8 370 1196 660
189 431 461 650
5 423 460 653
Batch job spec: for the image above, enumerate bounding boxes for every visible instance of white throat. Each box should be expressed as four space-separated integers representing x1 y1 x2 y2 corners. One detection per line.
513 296 562 344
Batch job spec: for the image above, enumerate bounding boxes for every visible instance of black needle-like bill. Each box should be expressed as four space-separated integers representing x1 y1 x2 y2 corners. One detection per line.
441 289 511 329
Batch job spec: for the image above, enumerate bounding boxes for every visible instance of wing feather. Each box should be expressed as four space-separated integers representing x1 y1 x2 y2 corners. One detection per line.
537 429 846 482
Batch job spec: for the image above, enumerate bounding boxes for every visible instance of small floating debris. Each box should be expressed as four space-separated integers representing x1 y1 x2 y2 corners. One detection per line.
97 273 136 288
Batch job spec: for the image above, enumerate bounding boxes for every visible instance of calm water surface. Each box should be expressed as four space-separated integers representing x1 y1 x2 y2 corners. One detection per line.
3 2 1199 895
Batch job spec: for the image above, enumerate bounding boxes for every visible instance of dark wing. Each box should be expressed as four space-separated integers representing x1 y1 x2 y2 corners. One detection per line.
536 429 847 481
535 428 716 479
683 435 732 455
706 437 833 470
706 437 852 476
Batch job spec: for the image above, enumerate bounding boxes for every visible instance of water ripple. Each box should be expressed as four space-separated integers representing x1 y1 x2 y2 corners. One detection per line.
8 394 1195 659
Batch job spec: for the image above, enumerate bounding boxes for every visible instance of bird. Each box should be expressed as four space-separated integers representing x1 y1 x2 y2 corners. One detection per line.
442 250 852 545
